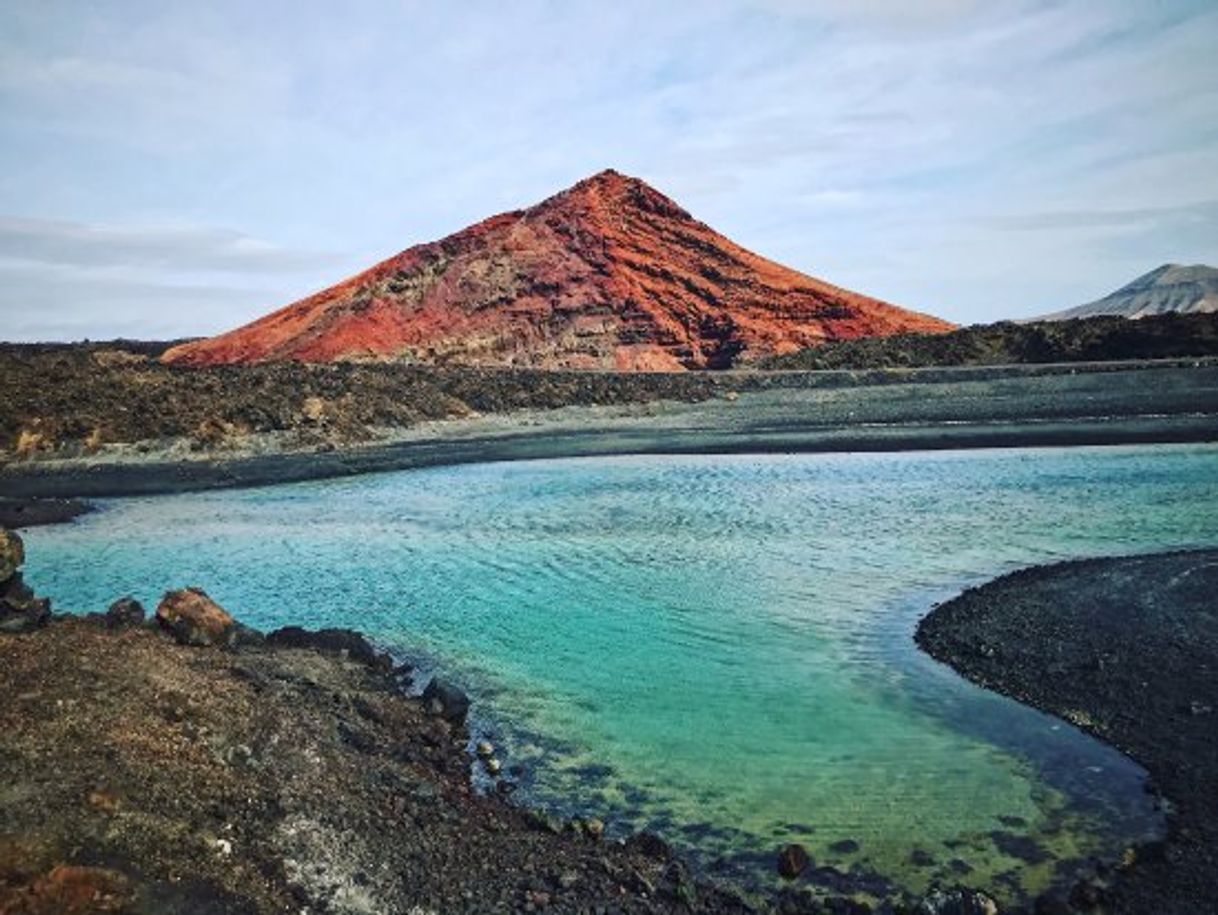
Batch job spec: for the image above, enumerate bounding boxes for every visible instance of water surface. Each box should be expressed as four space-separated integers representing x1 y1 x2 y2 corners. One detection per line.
25 444 1218 900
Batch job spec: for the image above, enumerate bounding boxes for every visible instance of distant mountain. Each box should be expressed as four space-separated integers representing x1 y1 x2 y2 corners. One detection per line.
1039 264 1218 321
162 170 953 371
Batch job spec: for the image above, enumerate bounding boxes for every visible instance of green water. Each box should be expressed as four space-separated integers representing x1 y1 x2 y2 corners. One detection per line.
23 444 1218 901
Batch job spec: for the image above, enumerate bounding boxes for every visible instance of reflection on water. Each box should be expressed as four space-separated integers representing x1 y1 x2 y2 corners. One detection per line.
25 444 1218 901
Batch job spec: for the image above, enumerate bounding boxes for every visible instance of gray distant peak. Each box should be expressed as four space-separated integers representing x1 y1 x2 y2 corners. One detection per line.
1040 263 1218 320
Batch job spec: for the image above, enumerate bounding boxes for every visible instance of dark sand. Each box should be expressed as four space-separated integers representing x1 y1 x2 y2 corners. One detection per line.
918 550 1218 914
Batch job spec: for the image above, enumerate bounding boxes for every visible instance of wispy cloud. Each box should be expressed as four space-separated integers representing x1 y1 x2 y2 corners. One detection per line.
0 217 334 272
994 201 1218 233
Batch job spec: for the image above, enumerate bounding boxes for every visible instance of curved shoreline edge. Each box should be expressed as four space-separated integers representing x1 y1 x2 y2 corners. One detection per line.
3 536 1213 910
916 549 1218 914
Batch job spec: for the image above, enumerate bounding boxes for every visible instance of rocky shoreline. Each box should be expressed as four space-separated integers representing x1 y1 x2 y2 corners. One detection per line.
917 550 1218 914
2 528 1009 915
4 360 1217 506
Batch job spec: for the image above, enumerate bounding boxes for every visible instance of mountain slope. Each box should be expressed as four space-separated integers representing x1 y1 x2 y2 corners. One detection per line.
1040 264 1218 321
163 170 953 371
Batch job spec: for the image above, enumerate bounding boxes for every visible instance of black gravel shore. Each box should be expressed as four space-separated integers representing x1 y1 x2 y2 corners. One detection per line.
917 550 1218 914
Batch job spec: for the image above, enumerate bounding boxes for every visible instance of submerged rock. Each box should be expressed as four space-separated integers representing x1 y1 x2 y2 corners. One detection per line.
776 843 811 879
626 832 673 862
155 588 234 647
421 677 470 723
582 818 605 841
913 887 999 915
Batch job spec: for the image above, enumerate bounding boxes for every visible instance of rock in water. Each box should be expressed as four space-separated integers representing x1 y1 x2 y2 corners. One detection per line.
421 677 470 723
776 843 811 879
914 887 999 915
155 588 234 647
105 596 145 628
0 529 24 581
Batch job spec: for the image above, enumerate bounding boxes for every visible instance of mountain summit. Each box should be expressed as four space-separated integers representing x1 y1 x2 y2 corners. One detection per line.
1039 263 1218 321
163 170 953 370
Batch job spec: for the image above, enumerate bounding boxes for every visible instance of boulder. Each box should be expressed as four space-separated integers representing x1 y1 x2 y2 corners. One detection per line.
421 677 470 723
0 531 52 633
266 625 388 669
0 596 50 634
777 843 811 879
0 528 24 581
155 588 234 647
105 596 145 628
1 571 37 611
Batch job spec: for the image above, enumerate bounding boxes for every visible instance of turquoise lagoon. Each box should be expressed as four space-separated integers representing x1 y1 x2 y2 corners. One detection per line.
23 444 1218 900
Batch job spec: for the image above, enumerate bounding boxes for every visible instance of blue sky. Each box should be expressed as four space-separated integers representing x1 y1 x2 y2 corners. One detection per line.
1 0 1216 340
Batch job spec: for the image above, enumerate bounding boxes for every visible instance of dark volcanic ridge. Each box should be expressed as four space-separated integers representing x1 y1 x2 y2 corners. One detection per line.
162 170 953 371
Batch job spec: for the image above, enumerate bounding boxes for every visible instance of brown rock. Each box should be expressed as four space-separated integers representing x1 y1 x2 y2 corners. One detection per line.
155 587 234 647
0 569 51 634
104 596 145 628
0 864 129 914
0 528 24 581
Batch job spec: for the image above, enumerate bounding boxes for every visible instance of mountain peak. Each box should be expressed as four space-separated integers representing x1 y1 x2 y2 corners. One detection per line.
163 176 953 371
537 169 692 222
1042 263 1218 321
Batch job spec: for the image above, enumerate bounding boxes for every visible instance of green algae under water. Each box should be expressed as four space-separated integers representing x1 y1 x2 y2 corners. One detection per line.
24 444 1218 902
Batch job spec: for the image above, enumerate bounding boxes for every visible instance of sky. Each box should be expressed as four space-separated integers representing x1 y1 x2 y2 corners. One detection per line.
1 0 1216 341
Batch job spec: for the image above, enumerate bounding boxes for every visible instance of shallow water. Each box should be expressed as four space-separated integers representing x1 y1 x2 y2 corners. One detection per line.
23 444 1218 900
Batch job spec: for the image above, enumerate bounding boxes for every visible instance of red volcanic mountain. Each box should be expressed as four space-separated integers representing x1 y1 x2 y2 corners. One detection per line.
163 170 953 371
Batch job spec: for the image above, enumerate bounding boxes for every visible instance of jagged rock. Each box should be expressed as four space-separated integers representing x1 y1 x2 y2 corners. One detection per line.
105 596 145 628
266 625 389 669
421 677 470 723
0 528 25 580
155 588 234 647
0 535 52 633
0 596 50 633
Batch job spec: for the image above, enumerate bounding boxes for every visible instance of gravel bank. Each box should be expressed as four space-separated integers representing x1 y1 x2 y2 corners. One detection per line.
917 550 1218 914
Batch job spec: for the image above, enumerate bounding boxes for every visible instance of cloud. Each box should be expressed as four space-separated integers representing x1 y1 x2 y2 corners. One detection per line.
0 215 352 342
0 216 334 272
994 201 1218 233
0 262 269 341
